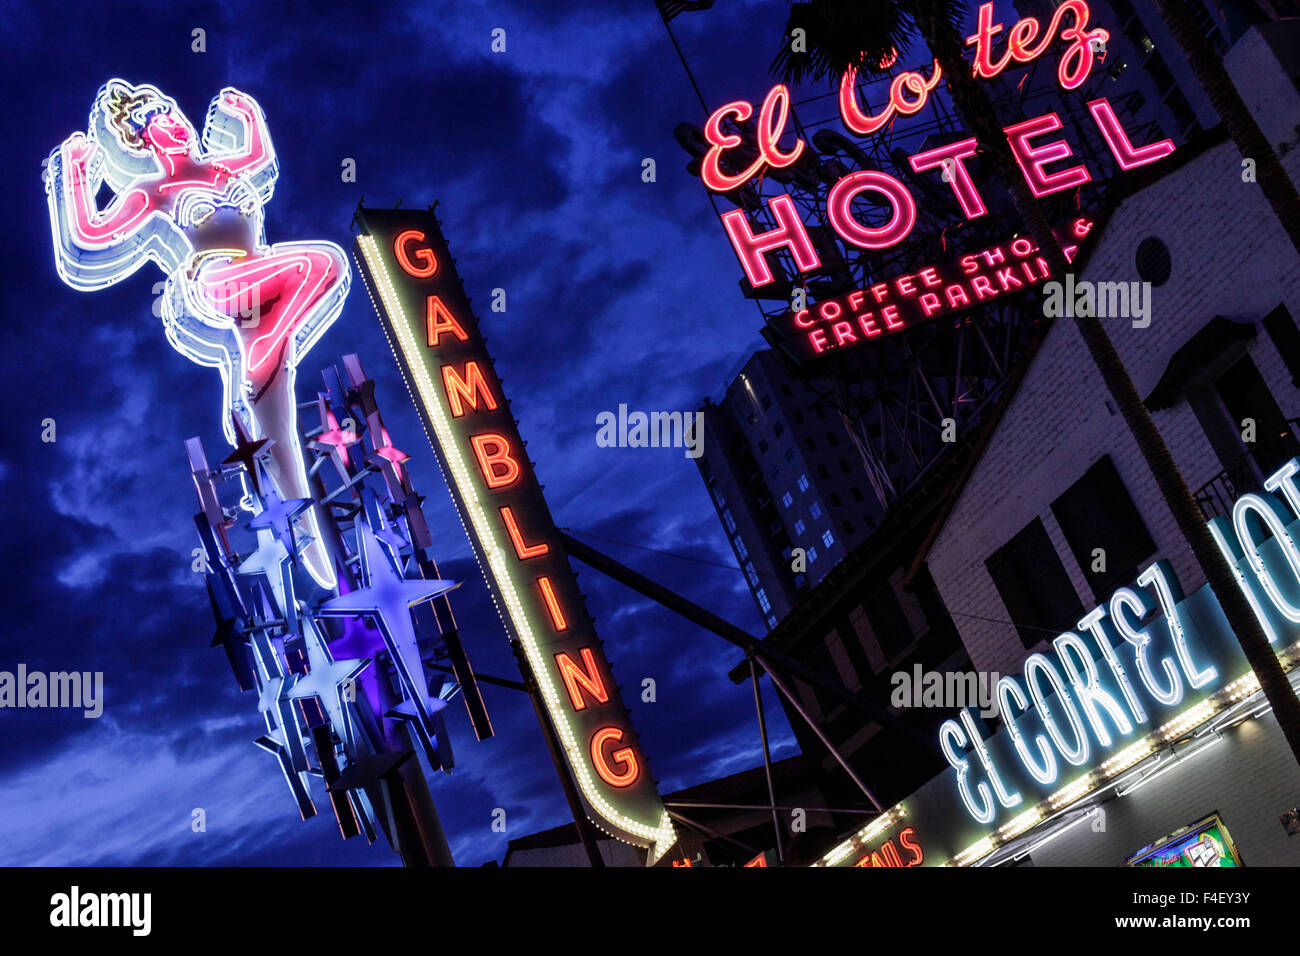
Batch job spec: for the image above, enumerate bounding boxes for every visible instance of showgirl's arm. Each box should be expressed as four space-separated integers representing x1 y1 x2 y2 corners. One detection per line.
210 90 274 178
60 133 154 245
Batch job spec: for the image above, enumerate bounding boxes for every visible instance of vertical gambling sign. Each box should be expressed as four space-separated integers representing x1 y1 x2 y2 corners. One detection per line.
353 207 676 862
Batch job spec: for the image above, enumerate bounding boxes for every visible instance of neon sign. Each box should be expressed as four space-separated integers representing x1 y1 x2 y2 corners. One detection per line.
45 79 348 588
352 207 676 861
696 2 1175 357
1128 813 1243 867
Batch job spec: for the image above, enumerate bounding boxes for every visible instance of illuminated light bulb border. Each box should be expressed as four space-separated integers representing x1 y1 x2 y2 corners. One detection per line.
812 639 1300 868
810 804 906 867
355 236 676 862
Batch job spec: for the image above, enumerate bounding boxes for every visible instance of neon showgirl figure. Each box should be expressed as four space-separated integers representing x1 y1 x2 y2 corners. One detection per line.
45 79 347 589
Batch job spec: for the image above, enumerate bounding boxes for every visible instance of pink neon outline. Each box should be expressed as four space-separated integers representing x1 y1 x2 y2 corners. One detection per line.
908 137 987 219
1003 112 1092 198
1088 98 1175 170
826 170 917 250
720 194 820 288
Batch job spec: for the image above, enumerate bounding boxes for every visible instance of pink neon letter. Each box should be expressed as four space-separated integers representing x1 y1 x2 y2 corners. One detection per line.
826 171 917 251
1088 98 1175 170
1004 113 1091 197
909 138 987 219
720 194 820 287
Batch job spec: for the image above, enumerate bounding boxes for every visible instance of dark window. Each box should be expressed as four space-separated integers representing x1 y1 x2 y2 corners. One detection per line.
865 583 913 657
1050 456 1156 598
986 518 1084 648
1146 53 1174 94
793 410 805 425
761 394 772 410
1135 237 1171 286
842 519 854 536
805 437 816 452
826 432 839 447
815 406 826 420
1263 303 1300 387
758 439 769 454
780 384 792 397
817 464 830 479
1215 354 1300 474
830 492 843 507
839 458 852 474
774 422 785 437
851 486 864 503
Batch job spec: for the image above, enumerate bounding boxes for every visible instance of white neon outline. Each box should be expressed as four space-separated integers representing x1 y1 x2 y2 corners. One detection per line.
1138 561 1218 691
997 675 1058 786
1025 653 1090 767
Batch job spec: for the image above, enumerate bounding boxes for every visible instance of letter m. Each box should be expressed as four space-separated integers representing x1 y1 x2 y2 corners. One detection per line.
442 361 499 417
555 647 610 711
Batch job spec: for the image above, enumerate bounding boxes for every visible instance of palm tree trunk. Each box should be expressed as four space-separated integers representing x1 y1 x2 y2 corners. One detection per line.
907 0 1300 767
1149 0 1300 254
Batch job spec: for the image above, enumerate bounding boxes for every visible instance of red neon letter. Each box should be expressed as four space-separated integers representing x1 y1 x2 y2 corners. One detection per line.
394 229 438 278
1004 113 1091 198
442 361 498 417
470 433 520 488
720 194 821 288
827 171 917 250
900 826 925 866
591 727 640 788
426 295 469 346
701 85 804 191
1088 98 1175 170
555 647 609 710
909 137 987 219
537 576 569 631
839 61 942 136
501 506 549 559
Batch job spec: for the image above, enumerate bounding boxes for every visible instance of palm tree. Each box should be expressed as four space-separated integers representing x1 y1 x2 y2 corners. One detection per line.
1147 0 1300 254
770 0 1300 768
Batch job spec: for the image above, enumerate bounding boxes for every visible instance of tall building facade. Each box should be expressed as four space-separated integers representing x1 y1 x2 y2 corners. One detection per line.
697 350 884 629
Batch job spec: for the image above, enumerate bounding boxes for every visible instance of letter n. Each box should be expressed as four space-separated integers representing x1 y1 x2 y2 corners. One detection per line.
442 361 498 416
556 647 610 711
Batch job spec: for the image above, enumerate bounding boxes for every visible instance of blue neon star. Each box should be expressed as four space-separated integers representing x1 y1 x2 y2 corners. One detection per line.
247 486 313 555
317 520 458 734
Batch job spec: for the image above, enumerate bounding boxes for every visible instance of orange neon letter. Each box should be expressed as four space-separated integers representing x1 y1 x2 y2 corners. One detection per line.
591 726 640 788
538 576 569 631
501 506 549 559
394 229 439 278
442 361 498 417
470 433 520 488
555 647 609 710
426 295 469 346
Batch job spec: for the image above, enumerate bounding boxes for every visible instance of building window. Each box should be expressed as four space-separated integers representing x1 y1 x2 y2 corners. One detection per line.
807 547 819 563
985 518 1084 649
774 422 785 437
781 492 794 509
824 630 862 692
843 519 854 536
850 486 864 503
815 406 826 420
864 582 914 657
830 492 843 507
826 432 839 447
797 473 810 492
734 536 748 559
780 384 792 397
744 562 759 586
817 464 830 479
761 394 772 410
793 410 805 424
794 519 806 535
756 589 771 614
1263 303 1300 387
758 439 769 454
785 448 796 464
1051 456 1156 599
794 573 807 587
805 437 816 452
809 501 823 519
839 458 852 474
770 466 781 479
767 614 778 629
822 529 834 548
722 509 736 533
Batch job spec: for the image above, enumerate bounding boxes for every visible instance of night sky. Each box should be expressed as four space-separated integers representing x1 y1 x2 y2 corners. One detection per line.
0 0 837 866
